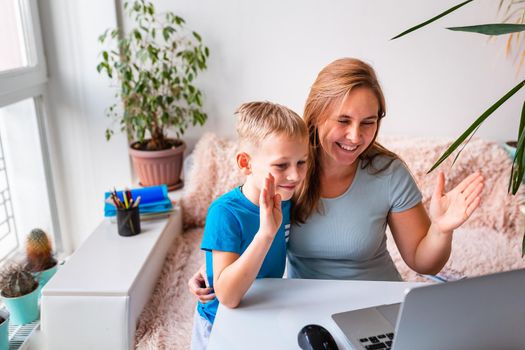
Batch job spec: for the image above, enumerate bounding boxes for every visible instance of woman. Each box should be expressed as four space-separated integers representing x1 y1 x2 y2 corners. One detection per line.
189 58 484 300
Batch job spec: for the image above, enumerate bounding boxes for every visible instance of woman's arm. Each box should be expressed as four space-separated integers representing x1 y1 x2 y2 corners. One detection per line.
388 171 484 275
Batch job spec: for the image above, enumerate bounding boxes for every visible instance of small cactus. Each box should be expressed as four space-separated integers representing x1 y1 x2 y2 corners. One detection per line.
25 228 57 272
0 263 38 298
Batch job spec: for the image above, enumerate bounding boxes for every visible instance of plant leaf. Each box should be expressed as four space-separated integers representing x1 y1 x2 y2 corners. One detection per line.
98 29 109 43
192 31 202 42
510 100 525 194
447 23 525 35
428 79 525 173
451 123 482 166
391 0 474 40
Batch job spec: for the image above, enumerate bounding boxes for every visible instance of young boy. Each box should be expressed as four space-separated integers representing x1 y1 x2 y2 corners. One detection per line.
190 101 309 349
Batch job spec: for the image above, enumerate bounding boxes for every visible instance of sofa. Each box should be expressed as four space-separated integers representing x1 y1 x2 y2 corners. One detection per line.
134 133 525 350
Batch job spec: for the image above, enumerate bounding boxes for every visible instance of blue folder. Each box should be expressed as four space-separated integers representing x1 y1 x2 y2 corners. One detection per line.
104 185 173 217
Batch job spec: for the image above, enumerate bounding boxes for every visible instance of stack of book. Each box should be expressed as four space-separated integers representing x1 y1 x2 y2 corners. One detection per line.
104 185 174 220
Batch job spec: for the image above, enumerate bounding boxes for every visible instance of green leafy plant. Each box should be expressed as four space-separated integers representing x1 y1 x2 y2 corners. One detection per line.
25 228 57 272
97 0 210 150
392 0 525 255
0 263 38 298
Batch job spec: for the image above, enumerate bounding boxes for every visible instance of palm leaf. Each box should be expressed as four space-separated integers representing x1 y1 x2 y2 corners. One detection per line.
517 101 525 257
447 23 525 35
428 79 525 173
451 124 481 166
509 101 525 194
391 0 474 40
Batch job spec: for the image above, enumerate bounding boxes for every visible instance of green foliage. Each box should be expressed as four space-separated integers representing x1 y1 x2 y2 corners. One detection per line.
392 0 525 256
26 228 56 272
390 0 474 40
447 23 525 35
0 263 38 298
97 0 210 150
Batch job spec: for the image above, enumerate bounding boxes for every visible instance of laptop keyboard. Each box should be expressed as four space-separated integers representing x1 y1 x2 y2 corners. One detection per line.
358 332 394 349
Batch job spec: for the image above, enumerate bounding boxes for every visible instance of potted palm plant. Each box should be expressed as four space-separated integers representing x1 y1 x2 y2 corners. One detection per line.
392 0 525 255
97 0 210 190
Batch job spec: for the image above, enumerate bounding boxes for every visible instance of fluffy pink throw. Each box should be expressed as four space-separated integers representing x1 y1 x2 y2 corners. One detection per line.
135 133 525 349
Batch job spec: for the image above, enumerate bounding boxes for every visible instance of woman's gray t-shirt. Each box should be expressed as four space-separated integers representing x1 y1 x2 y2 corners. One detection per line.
287 156 422 281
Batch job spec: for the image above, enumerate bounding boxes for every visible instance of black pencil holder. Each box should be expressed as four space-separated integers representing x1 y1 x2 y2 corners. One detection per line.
116 206 141 237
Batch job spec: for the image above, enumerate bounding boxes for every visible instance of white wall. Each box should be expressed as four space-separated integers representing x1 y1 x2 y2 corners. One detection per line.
39 0 132 251
142 0 523 151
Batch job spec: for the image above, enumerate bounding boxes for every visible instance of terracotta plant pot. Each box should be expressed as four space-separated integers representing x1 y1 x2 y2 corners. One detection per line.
129 139 186 191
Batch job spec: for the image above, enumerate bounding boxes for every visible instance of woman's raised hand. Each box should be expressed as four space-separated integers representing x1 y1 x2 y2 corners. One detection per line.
429 171 484 234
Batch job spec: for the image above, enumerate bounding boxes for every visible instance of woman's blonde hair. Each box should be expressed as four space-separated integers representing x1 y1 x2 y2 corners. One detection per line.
292 58 398 224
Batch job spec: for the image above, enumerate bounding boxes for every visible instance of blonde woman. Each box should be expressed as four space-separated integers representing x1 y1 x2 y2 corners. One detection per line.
189 58 484 301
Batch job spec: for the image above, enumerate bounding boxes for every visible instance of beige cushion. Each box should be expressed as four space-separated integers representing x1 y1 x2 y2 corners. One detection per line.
182 133 244 228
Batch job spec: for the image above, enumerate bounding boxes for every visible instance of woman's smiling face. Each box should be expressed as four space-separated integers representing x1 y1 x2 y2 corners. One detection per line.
318 87 379 168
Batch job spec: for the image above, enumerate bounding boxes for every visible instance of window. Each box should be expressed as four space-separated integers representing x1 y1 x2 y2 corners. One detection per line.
0 0 61 263
0 0 30 72
0 134 17 260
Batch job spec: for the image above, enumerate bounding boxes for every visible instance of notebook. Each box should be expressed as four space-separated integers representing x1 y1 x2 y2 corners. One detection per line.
104 184 173 217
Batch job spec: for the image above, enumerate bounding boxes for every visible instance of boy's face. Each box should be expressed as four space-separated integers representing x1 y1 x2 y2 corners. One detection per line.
245 133 309 201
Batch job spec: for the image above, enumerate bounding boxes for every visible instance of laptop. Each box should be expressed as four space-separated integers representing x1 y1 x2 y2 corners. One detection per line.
332 268 525 350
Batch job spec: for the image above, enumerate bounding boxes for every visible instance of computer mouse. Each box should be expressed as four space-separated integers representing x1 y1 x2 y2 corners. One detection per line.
298 324 339 350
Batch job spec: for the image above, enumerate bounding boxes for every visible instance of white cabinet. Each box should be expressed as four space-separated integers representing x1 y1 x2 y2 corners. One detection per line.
40 208 182 350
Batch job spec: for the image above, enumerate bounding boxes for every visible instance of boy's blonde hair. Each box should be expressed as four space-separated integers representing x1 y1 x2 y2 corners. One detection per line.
235 101 307 147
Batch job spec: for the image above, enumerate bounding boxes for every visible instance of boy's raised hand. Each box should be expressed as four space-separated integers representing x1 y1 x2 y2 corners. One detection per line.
430 171 484 234
259 173 282 238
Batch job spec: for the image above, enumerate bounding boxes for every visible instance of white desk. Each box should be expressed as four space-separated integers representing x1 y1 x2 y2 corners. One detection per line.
208 278 424 350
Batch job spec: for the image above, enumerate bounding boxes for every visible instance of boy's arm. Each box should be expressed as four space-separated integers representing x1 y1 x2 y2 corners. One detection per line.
213 174 282 308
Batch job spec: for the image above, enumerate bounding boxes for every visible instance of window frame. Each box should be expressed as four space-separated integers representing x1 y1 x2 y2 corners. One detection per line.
0 0 47 107
0 0 62 258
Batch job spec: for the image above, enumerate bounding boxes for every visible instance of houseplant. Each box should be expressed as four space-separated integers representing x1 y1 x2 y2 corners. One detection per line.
392 0 525 254
97 0 210 189
0 263 39 325
25 228 58 289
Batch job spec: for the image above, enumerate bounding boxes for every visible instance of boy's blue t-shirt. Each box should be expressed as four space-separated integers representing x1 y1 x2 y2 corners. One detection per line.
197 186 291 324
